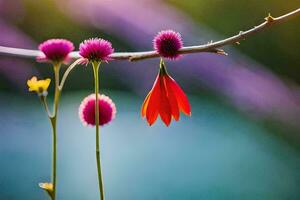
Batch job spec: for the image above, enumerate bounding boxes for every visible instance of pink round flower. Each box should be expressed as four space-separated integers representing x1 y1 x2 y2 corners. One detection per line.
79 38 114 62
79 94 116 126
38 39 74 63
153 30 183 59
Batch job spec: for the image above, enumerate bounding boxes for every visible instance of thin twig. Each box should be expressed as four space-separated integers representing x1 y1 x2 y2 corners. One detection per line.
0 8 299 62
40 96 52 117
59 58 84 90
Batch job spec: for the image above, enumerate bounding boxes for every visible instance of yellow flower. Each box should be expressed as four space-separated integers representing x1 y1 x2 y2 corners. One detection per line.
27 76 51 96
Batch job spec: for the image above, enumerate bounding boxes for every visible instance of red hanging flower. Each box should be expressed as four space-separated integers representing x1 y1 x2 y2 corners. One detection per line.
141 60 191 126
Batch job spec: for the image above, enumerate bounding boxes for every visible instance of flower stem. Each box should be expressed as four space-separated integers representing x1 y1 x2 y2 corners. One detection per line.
49 117 57 200
92 61 105 200
49 63 61 200
40 96 51 117
159 58 170 75
59 58 83 90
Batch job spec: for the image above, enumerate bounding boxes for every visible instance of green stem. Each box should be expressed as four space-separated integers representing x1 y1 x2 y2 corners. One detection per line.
40 96 51 117
92 61 105 200
50 63 61 200
159 58 168 75
53 64 61 117
49 117 57 200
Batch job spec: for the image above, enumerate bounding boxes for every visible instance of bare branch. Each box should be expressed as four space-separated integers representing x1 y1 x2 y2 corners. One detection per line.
0 8 299 62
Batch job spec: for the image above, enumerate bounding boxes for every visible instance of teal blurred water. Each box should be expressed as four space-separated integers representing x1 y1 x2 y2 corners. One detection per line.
0 92 299 200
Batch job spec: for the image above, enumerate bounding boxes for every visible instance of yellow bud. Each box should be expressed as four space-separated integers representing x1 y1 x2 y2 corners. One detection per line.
39 182 53 197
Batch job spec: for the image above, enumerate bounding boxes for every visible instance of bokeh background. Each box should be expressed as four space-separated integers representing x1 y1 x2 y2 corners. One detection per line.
0 0 300 199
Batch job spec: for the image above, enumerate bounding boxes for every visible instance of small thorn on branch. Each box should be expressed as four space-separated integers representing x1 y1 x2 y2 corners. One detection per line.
217 49 228 56
238 31 246 40
211 48 228 56
128 57 135 62
265 13 275 22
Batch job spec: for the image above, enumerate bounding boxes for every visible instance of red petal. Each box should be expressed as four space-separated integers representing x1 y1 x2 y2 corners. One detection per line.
164 76 180 121
146 76 160 125
141 92 151 117
166 76 191 116
158 76 172 126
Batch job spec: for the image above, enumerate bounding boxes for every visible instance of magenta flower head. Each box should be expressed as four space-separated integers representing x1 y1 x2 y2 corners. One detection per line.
38 39 74 64
79 38 114 63
79 94 116 126
153 30 183 59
